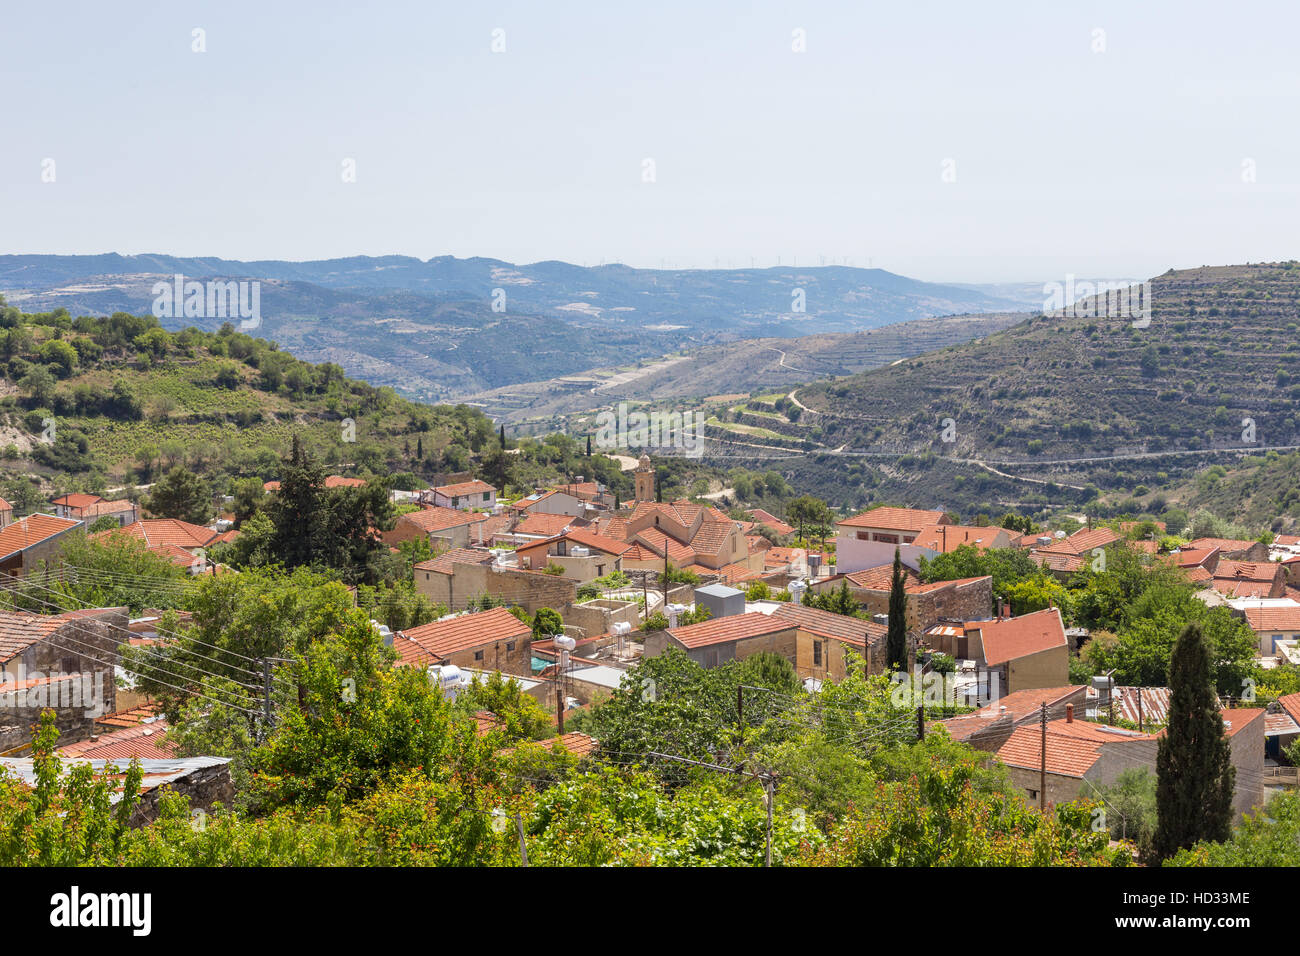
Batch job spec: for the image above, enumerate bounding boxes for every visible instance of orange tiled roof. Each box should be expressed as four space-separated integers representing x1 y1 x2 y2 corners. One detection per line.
60 721 177 760
912 524 1009 553
0 609 99 663
107 519 219 550
971 607 1067 666
972 685 1084 723
666 611 793 649
1277 693 1300 727
514 513 576 537
769 602 885 648
0 514 82 560
414 547 491 576
399 606 531 659
435 479 496 498
842 564 921 591
837 506 946 532
1241 606 1300 632
1036 527 1120 556
402 506 489 533
997 719 1154 777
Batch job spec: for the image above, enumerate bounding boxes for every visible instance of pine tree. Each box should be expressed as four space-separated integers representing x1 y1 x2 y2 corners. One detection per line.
886 547 907 671
1152 622 1236 860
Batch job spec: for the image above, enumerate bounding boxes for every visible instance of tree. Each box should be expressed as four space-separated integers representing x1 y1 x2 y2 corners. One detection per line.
1152 622 1235 861
532 607 564 641
886 548 908 672
787 495 833 546
18 365 55 406
0 710 144 865
145 466 211 523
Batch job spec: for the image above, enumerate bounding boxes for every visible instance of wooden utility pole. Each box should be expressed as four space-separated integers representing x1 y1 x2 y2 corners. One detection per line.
1137 690 1144 733
917 704 925 741
1039 702 1047 812
514 814 529 866
1108 674 1115 725
556 686 565 734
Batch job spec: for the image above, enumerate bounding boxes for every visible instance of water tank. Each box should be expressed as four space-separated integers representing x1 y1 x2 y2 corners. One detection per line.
788 580 808 602
553 635 577 651
370 619 393 647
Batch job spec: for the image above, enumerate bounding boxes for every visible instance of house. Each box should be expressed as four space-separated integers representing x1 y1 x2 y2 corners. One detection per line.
645 611 801 671
1211 560 1287 599
931 685 1087 750
510 488 588 518
51 493 138 526
0 498 12 529
834 506 950 573
603 500 752 573
813 568 993 634
93 518 223 570
911 523 1015 554
0 607 128 751
1274 694 1300 760
59 719 177 760
766 601 889 678
1027 527 1121 579
0 755 233 826
0 514 84 577
1232 600 1300 655
431 479 497 511
1188 537 1270 561
395 606 533 674
512 512 580 539
514 528 630 581
412 548 576 615
746 509 795 537
384 506 490 549
995 703 1265 817
954 607 1069 694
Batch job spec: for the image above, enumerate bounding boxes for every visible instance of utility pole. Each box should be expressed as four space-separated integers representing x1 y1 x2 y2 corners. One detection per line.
917 704 925 742
1137 689 1144 733
1108 673 1115 725
1039 702 1047 813
556 685 565 734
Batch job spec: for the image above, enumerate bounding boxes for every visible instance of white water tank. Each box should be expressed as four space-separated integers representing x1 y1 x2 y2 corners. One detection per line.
665 603 688 628
612 621 632 655
788 580 808 603
371 620 393 647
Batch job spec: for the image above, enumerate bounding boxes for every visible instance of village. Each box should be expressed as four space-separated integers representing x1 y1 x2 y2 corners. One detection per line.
1 445 1297 845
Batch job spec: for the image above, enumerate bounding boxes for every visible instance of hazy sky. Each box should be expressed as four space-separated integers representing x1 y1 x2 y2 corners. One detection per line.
4 1 1298 283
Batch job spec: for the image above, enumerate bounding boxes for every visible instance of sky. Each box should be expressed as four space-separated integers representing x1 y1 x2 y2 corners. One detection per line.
3 0 1299 284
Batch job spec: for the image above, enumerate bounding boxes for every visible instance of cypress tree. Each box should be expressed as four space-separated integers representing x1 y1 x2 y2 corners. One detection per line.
886 547 907 672
1152 622 1236 860
499 424 506 448
586 435 592 456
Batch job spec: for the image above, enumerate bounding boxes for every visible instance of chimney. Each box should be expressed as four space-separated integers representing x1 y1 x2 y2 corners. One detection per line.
1066 703 1074 723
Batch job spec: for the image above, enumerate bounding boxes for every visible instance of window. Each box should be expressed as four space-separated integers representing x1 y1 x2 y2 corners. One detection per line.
474 650 484 661
813 641 822 666
596 564 605 576
506 641 516 652
1027 789 1038 801
857 531 870 541
483 492 490 501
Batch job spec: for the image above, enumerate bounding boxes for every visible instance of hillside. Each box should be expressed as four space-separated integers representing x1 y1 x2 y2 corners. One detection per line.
0 297 707 507
692 262 1300 520
0 254 1035 404
466 311 1028 427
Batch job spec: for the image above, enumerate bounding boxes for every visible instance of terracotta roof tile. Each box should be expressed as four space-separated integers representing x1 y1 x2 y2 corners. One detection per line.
399 606 531 659
972 607 1067 666
837 507 946 532
666 611 793 649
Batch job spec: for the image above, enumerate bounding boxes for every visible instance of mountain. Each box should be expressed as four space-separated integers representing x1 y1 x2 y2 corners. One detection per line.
466 311 1029 427
0 254 1032 403
701 262 1300 519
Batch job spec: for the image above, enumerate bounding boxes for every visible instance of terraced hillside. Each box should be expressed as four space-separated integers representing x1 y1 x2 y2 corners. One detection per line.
695 263 1300 520
468 311 1028 427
